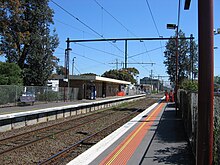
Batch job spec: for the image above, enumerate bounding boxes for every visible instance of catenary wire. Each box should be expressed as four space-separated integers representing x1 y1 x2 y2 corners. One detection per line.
72 52 112 67
53 18 97 38
93 0 158 74
93 0 137 37
74 43 123 59
51 0 124 54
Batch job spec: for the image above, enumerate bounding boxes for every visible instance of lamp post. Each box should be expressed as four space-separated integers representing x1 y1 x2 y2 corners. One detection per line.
65 38 72 101
190 34 194 82
167 23 178 115
165 0 191 115
72 57 76 75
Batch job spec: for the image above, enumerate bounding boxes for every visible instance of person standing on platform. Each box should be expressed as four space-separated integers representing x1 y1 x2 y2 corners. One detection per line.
165 90 169 102
169 90 174 102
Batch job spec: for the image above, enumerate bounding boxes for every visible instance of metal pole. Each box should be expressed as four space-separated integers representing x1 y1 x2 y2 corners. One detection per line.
66 38 71 101
72 57 76 75
190 34 194 82
64 49 67 102
66 38 70 76
157 75 160 93
197 0 214 164
175 26 179 116
125 40 128 69
150 69 153 93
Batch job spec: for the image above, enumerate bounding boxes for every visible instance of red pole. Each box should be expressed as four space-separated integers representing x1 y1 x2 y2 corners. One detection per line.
197 0 214 164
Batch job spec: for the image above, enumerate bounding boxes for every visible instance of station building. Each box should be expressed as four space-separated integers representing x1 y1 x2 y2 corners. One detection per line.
140 77 163 92
50 75 131 100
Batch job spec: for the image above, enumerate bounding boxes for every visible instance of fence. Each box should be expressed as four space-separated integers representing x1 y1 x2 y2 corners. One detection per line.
0 85 142 107
178 90 220 164
0 85 79 107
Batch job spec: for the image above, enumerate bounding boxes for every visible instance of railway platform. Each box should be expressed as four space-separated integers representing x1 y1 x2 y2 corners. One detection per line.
69 102 195 165
0 96 129 115
0 94 150 132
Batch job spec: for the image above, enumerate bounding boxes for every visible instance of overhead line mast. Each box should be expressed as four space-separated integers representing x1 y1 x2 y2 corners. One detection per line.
66 37 193 70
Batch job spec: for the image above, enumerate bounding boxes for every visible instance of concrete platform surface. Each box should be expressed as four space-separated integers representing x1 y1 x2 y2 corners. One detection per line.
0 96 119 115
0 95 149 116
140 103 195 165
68 102 195 165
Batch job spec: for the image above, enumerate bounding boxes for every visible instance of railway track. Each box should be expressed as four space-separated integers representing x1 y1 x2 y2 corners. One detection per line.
38 108 141 165
0 96 161 165
0 110 117 155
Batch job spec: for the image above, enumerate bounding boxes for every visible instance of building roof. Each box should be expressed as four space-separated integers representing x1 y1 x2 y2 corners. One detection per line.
51 75 131 85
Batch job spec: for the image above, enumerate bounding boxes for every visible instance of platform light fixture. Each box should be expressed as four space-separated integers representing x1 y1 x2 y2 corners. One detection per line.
214 28 220 35
184 0 191 10
166 24 177 30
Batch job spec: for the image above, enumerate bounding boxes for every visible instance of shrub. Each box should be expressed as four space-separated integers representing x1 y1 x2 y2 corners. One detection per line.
180 79 198 91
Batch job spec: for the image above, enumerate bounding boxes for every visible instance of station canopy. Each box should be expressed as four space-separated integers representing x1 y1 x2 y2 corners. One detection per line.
52 75 131 85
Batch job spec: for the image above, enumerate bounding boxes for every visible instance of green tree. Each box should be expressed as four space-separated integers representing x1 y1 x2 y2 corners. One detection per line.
180 79 198 91
56 65 66 76
0 62 23 85
102 67 139 84
0 0 59 86
214 76 220 92
215 76 220 85
164 30 198 85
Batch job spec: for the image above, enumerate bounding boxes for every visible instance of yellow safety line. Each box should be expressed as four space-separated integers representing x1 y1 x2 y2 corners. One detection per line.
105 103 164 165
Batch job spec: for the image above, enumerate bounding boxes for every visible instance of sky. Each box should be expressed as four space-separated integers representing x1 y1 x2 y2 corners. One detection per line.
2 0 220 84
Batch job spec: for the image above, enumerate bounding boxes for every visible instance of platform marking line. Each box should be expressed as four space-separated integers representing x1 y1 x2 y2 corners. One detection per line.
99 103 165 165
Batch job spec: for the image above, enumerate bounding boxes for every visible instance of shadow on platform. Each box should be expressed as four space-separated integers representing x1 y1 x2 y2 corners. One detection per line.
140 103 195 165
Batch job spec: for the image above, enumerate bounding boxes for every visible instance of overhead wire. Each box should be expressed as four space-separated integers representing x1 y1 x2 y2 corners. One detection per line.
52 0 160 76
93 0 156 73
145 0 165 75
53 18 97 38
145 0 160 37
50 0 124 54
74 43 123 59
128 46 165 58
72 52 112 67
93 0 137 37
74 64 81 75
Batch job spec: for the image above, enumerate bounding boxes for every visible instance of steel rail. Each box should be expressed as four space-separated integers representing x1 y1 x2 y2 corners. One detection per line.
0 108 112 143
0 111 116 155
38 109 141 165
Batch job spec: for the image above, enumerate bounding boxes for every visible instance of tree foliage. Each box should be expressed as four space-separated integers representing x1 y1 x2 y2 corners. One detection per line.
56 65 66 76
214 76 220 91
164 31 198 85
0 0 59 86
102 67 139 84
180 79 198 91
0 62 23 85
215 76 220 85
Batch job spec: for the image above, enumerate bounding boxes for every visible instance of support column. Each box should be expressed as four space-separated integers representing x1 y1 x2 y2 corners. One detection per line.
125 40 128 69
197 0 214 164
